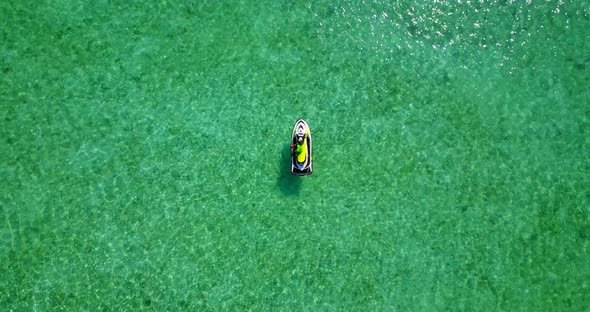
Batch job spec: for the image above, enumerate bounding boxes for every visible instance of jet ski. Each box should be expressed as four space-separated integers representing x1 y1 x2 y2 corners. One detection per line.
291 119 313 175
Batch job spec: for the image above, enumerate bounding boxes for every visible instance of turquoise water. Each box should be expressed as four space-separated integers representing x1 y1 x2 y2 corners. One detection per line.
1 0 589 310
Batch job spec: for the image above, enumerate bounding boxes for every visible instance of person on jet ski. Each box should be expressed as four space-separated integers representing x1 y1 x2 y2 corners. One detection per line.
291 136 305 157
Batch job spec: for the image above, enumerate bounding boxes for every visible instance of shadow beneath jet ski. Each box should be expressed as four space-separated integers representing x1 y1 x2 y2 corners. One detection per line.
277 144 301 196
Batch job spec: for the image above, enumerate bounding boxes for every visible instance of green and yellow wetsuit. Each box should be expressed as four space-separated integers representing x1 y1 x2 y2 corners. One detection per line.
296 136 307 163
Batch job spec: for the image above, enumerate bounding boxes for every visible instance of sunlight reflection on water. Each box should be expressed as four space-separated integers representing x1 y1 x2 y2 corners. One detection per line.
309 0 581 73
